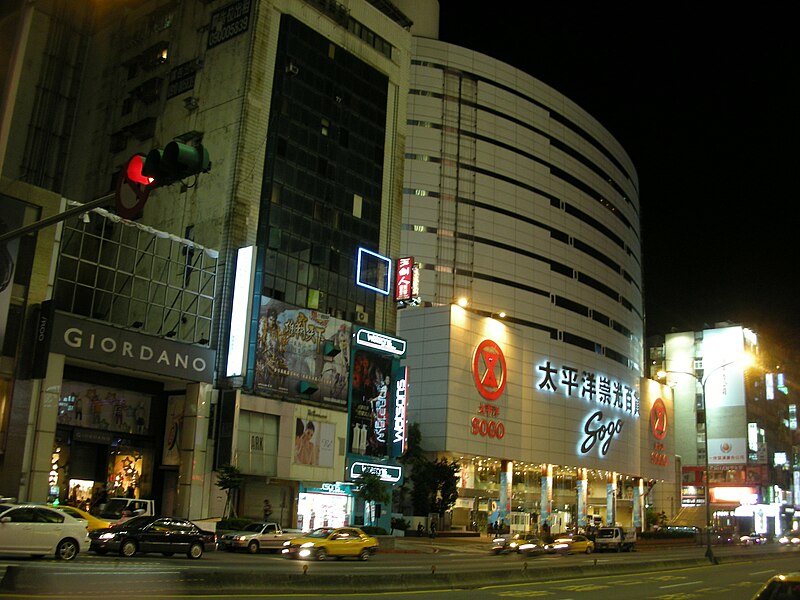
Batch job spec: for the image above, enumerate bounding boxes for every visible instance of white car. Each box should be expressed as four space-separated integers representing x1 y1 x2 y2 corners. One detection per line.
0 503 90 560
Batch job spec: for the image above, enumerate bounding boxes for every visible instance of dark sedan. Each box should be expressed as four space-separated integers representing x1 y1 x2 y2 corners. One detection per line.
89 515 215 559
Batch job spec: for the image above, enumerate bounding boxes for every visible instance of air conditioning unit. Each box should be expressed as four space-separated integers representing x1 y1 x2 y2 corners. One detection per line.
355 310 369 324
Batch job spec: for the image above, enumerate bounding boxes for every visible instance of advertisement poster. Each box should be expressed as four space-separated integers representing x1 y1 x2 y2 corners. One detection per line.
349 350 393 457
0 196 25 352
253 297 351 408
293 417 335 467
57 381 151 435
162 395 185 466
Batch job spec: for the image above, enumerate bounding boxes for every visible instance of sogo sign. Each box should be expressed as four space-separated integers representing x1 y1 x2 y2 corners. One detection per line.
470 340 506 439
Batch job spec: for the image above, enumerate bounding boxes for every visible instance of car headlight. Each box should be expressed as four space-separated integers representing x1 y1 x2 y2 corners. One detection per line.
492 537 505 544
300 542 315 548
234 535 247 541
96 532 117 541
283 540 291 547
509 542 518 548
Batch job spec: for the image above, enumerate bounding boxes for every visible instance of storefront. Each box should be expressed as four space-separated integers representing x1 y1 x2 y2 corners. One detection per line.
32 310 216 518
297 482 355 531
398 306 677 534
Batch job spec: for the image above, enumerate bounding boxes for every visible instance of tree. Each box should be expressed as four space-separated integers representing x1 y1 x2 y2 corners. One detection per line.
402 423 460 519
356 472 390 527
216 464 243 519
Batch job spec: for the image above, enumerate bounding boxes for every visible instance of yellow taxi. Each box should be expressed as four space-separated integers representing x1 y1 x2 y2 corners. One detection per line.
282 527 378 561
547 533 594 554
751 572 800 599
53 504 113 532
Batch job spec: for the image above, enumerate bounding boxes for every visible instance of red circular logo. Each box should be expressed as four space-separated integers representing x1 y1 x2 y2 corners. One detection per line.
472 339 507 401
650 398 668 440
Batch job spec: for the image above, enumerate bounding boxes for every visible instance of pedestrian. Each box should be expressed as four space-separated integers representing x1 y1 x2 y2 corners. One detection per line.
417 522 424 537
429 521 437 539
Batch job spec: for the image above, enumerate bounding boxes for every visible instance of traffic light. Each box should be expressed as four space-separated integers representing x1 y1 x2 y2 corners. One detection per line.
142 141 211 188
115 153 153 219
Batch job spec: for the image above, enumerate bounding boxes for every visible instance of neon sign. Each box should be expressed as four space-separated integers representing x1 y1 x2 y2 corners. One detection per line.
536 360 640 417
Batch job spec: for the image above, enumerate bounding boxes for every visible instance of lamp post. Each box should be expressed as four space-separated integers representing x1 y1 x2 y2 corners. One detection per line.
658 356 752 565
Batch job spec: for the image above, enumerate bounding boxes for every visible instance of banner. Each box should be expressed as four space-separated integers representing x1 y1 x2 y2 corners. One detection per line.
253 297 351 408
0 196 25 352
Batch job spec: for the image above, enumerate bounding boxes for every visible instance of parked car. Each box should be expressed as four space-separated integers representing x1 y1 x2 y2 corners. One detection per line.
281 527 378 561
491 533 540 555
751 572 800 599
53 504 113 532
0 503 89 560
89 515 215 559
218 522 299 553
517 536 547 557
546 534 594 554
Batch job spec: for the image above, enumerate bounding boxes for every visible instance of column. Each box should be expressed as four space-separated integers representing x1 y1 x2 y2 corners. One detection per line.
576 468 588 529
632 477 644 531
606 471 617 526
176 382 214 520
498 460 512 527
24 353 64 502
540 464 553 531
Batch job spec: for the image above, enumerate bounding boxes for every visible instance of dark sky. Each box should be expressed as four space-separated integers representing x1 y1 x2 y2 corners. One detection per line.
436 3 800 352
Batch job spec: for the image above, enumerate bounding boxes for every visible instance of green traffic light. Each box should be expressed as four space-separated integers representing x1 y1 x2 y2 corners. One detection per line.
142 142 210 187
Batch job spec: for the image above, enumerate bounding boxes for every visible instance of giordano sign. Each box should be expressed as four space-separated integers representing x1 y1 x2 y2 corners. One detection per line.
49 312 215 382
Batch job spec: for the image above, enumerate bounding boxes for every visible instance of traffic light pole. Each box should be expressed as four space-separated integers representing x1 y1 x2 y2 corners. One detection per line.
0 193 114 244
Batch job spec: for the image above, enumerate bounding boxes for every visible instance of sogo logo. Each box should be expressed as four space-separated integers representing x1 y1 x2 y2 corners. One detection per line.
471 340 506 439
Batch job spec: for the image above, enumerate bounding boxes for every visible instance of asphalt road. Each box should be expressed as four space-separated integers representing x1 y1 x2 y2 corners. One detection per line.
0 537 796 598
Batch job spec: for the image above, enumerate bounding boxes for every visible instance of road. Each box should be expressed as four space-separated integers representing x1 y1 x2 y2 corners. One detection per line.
0 540 795 598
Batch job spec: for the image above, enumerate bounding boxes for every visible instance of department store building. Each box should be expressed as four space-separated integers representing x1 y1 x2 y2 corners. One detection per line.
397 25 676 532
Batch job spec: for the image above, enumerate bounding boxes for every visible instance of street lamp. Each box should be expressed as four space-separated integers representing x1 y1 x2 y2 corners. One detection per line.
658 354 753 565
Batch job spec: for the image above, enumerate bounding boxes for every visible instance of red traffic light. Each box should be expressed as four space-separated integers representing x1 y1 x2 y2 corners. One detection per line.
126 154 154 186
115 153 153 219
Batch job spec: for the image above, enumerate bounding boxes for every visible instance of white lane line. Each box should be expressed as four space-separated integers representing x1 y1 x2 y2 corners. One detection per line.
660 581 702 589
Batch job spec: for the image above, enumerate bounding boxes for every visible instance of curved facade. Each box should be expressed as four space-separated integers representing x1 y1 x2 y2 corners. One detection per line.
399 38 670 532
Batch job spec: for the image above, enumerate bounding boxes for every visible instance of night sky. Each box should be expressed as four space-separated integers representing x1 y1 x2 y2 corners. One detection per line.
436 3 800 353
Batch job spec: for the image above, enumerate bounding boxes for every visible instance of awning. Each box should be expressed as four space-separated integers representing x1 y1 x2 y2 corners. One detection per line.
670 507 707 528
670 504 740 528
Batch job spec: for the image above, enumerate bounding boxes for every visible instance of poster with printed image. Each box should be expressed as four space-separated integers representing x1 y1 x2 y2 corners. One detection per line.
293 416 335 467
57 381 151 435
162 395 185 466
253 297 351 408
349 349 393 457
0 196 25 352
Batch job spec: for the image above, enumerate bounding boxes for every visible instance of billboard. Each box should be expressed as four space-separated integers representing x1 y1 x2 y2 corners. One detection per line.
253 297 351 408
349 349 393 457
0 196 25 352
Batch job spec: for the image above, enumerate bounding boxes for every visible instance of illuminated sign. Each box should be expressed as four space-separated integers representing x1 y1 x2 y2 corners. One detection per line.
395 257 414 302
349 461 402 483
471 340 507 440
579 411 623 457
392 366 408 457
356 247 391 296
708 437 746 464
354 328 406 357
536 359 640 417
472 340 507 400
226 245 255 377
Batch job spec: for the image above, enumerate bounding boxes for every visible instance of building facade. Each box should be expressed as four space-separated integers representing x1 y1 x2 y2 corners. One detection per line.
398 34 676 532
1 0 678 533
0 0 412 529
651 325 798 536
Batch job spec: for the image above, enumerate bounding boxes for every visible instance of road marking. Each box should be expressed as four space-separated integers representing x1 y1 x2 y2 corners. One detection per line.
660 581 701 589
